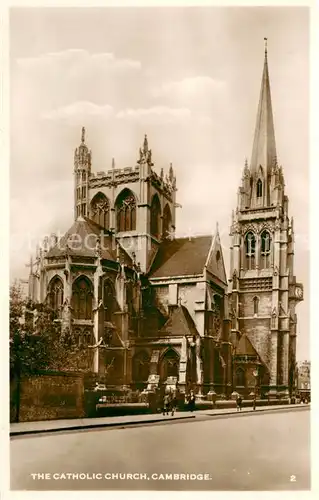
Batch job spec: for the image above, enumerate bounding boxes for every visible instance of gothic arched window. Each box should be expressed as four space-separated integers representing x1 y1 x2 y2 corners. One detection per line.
74 328 81 346
161 349 180 380
116 189 136 232
103 280 114 322
91 192 110 229
236 368 246 387
150 194 161 239
132 351 150 382
48 276 64 318
253 296 259 315
72 276 93 320
257 179 263 198
261 230 272 269
83 330 93 346
162 204 172 239
245 232 256 270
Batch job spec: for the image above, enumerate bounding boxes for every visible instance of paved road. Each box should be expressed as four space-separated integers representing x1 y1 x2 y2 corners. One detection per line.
11 407 310 491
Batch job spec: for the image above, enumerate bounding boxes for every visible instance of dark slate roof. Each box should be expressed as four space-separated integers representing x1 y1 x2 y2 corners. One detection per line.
236 334 259 357
159 305 199 337
149 236 212 278
46 216 132 265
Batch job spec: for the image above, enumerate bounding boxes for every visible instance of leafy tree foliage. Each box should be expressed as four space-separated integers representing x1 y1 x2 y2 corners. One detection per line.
10 283 93 377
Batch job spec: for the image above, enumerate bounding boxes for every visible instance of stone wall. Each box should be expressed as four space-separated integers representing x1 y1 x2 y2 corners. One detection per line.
15 371 85 422
240 290 272 317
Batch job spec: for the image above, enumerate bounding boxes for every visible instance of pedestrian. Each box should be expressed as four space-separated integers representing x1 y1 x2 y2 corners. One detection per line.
253 397 256 411
171 392 178 416
236 394 242 411
189 391 196 412
163 393 170 416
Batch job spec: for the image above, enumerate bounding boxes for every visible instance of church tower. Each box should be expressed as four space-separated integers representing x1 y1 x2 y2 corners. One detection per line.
86 134 177 273
229 40 303 399
74 127 91 220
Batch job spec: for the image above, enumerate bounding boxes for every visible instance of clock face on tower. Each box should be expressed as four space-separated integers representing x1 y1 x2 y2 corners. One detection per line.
295 287 303 299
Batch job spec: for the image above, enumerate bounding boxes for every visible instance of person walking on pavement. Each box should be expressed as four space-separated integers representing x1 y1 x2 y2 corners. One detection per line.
253 396 256 411
171 392 178 416
236 394 242 411
163 393 170 416
189 390 196 412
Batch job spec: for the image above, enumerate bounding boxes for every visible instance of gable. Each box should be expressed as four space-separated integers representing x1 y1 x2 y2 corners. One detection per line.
205 231 227 285
159 305 199 337
236 334 258 356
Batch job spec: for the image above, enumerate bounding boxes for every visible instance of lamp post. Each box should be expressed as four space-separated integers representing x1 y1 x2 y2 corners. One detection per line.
252 368 259 410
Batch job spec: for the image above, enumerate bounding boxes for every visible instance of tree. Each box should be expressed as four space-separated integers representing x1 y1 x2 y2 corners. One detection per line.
10 283 93 377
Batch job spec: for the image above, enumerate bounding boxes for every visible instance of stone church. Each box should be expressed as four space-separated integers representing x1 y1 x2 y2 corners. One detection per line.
26 44 303 399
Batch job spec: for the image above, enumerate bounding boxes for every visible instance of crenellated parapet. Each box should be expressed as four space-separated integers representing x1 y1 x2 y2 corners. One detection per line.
89 166 140 189
88 135 176 200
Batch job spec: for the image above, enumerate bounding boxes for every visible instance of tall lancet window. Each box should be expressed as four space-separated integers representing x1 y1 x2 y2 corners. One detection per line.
72 277 93 320
257 179 263 198
261 230 271 269
103 280 114 322
162 204 172 238
116 189 136 232
48 276 64 318
91 193 110 229
150 194 161 239
245 232 256 270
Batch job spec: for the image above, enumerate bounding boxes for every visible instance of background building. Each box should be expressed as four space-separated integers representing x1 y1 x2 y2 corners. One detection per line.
297 360 310 401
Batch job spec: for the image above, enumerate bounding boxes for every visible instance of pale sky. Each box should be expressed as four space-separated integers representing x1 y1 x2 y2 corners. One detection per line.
10 7 309 360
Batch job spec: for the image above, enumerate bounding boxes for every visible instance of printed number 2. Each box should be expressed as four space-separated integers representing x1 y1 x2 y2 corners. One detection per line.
290 475 296 482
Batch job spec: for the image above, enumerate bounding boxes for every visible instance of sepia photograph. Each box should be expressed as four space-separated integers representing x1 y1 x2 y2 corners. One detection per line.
8 4 311 493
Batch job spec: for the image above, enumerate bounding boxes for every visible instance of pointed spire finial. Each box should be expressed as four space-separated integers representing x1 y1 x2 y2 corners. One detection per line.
81 126 85 144
112 157 115 169
249 36 276 178
143 134 148 153
169 163 174 181
216 221 219 234
264 37 268 57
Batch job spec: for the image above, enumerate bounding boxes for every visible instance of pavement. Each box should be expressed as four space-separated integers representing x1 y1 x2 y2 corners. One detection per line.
10 406 310 491
10 403 308 436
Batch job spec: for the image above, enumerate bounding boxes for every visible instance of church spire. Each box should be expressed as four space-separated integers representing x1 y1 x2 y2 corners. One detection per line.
250 38 277 177
81 126 85 144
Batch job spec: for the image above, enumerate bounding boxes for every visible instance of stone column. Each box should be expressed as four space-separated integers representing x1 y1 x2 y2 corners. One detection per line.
195 336 204 396
240 236 245 271
62 255 72 333
269 331 278 396
233 232 241 276
255 234 260 271
92 254 104 373
281 332 289 395
178 336 188 392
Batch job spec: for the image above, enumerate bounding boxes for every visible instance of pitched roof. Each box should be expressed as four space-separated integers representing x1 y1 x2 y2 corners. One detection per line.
159 305 199 337
236 333 259 357
250 46 277 176
46 216 132 265
205 227 227 285
149 235 212 278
